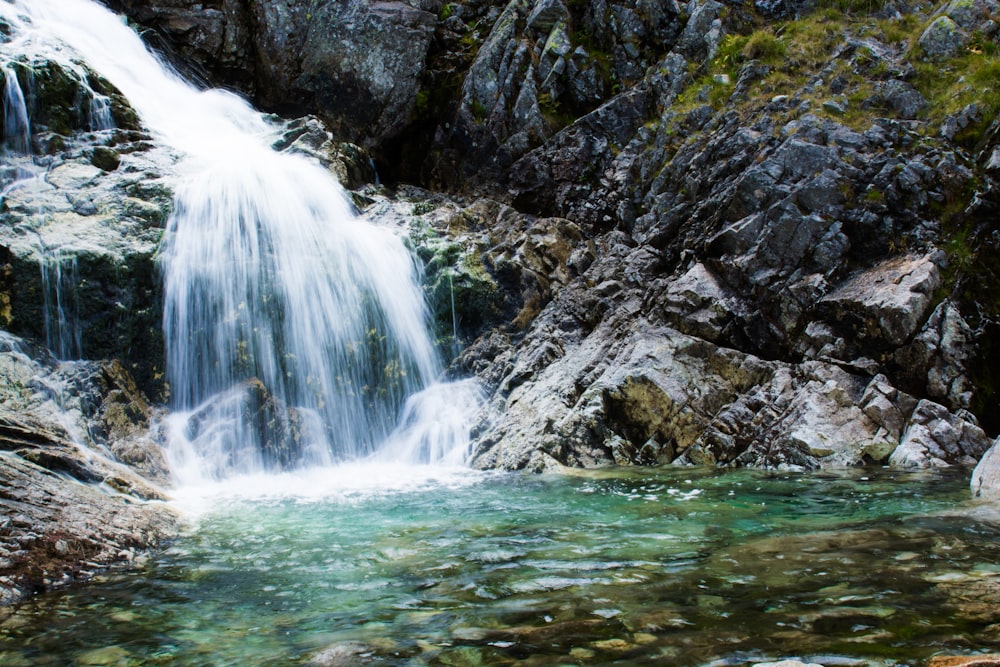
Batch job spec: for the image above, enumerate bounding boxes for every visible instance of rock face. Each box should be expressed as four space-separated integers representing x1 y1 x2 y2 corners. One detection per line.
103 0 440 150
0 332 177 605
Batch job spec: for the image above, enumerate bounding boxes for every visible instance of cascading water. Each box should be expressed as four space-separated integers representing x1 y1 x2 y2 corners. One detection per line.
40 250 82 361
2 63 31 155
1 0 479 484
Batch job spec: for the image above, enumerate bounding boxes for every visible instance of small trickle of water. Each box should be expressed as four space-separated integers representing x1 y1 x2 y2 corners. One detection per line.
2 63 31 154
87 91 113 132
39 250 82 361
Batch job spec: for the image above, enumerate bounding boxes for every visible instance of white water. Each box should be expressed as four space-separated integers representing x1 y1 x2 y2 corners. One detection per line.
40 250 82 361
1 0 479 486
2 63 30 154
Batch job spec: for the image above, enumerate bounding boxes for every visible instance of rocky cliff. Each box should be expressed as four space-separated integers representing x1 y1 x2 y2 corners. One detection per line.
98 0 1000 473
2 0 1000 602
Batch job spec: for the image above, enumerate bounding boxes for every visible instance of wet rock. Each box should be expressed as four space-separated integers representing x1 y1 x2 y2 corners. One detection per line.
90 146 121 172
0 333 176 606
928 655 1000 667
0 114 172 397
307 641 374 667
272 116 377 188
971 438 1000 500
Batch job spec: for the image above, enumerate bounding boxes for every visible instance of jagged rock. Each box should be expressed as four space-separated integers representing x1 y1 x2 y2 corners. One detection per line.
526 0 570 33
943 0 1000 30
889 400 989 467
676 0 724 61
271 115 377 189
895 300 974 410
818 254 941 348
878 79 928 120
941 103 982 141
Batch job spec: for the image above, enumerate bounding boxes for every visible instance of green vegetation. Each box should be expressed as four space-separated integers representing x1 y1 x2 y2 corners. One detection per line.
910 38 1000 148
659 0 1000 141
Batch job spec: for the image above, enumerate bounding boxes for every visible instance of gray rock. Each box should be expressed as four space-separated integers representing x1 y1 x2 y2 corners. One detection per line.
526 0 570 33
0 331 176 605
918 16 967 60
890 400 990 467
971 438 1000 500
944 0 1000 30
294 0 437 146
940 103 981 141
678 1 724 60
879 79 929 119
819 254 941 347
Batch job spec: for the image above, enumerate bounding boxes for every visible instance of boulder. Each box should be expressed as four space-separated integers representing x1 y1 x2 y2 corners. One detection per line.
889 400 990 467
971 439 1000 500
819 254 941 348
918 16 967 60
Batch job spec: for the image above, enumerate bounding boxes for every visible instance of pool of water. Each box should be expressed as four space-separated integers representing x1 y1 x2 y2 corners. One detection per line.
3 465 1000 666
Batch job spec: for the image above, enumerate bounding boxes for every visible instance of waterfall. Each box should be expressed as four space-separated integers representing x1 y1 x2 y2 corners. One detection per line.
2 63 31 155
2 0 479 481
40 250 82 361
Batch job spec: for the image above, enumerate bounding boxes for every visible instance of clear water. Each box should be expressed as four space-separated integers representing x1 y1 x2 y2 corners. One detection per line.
3 466 999 666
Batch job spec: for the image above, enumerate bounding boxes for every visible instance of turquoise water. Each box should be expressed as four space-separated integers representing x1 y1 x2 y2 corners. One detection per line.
3 466 1000 666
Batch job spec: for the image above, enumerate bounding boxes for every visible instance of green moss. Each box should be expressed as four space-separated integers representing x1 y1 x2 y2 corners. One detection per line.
471 100 487 122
